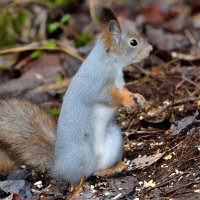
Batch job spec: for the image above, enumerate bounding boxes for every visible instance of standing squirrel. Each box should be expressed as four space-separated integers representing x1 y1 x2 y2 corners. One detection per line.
0 8 152 184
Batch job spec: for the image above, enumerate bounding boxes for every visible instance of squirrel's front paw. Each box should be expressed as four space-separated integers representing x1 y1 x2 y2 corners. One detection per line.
130 93 148 110
120 88 135 107
122 94 135 107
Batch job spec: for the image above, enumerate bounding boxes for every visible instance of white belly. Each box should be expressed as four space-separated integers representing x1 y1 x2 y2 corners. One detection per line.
93 104 115 163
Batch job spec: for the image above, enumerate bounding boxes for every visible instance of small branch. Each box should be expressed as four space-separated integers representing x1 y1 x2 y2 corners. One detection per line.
132 64 151 76
182 74 200 90
184 29 197 46
151 58 180 69
0 43 84 61
164 180 200 196
30 78 71 95
146 173 186 192
130 130 165 135
89 0 97 23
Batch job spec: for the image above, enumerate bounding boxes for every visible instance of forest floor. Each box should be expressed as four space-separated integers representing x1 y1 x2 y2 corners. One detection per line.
0 0 200 200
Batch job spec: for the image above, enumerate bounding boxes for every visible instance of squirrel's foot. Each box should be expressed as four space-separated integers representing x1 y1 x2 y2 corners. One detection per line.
94 162 127 176
67 177 84 200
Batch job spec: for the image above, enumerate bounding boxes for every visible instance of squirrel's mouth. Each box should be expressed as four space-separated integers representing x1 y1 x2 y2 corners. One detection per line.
132 44 153 63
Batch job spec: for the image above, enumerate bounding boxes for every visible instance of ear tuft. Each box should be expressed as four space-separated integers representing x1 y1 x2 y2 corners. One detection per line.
100 7 121 49
100 7 121 31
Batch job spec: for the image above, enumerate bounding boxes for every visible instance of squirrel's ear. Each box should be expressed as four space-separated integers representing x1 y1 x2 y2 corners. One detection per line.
100 7 121 47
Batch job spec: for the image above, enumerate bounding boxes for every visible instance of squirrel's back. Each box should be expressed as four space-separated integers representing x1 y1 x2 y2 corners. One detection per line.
0 98 56 174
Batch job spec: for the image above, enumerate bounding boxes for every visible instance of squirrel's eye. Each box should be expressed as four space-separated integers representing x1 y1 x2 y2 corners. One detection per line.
129 39 138 47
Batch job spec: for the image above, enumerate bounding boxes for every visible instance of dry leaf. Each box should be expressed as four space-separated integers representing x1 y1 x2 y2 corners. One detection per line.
172 110 199 136
133 153 164 169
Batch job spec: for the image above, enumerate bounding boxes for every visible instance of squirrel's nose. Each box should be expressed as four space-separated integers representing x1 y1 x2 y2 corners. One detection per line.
147 45 153 52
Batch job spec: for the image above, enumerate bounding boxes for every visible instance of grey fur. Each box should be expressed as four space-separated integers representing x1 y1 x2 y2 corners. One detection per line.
52 30 152 183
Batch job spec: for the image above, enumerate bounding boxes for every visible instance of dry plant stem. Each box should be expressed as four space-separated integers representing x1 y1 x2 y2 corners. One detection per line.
88 0 97 23
176 79 185 90
182 74 200 90
126 59 180 87
1 0 53 16
148 97 200 118
146 173 186 192
0 44 84 62
31 78 71 94
159 58 180 69
132 64 151 76
125 76 148 87
184 29 197 45
127 130 165 135
43 184 52 192
32 10 48 41
174 190 200 197
157 143 197 183
164 180 200 196
7 30 30 43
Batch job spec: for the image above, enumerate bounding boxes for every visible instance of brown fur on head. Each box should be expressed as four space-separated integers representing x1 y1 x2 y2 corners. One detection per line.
100 7 152 65
100 7 121 52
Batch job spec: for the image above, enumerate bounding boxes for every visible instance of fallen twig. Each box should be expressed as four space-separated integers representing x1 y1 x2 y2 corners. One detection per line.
29 78 71 95
127 129 165 135
0 43 84 61
145 173 186 192
164 180 200 196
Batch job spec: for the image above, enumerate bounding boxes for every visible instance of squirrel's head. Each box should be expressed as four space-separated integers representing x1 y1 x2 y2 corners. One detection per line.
100 7 152 66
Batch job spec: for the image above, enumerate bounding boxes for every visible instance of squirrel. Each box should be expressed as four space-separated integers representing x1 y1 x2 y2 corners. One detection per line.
0 7 152 184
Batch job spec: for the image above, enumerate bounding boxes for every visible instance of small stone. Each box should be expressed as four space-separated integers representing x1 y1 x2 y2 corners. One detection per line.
34 180 43 189
104 191 110 197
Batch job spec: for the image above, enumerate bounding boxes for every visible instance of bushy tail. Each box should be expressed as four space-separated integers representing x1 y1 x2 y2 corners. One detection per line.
0 98 57 174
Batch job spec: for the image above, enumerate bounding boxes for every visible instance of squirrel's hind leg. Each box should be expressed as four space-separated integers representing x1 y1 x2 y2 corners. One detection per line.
94 162 126 176
66 177 84 200
94 123 126 176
